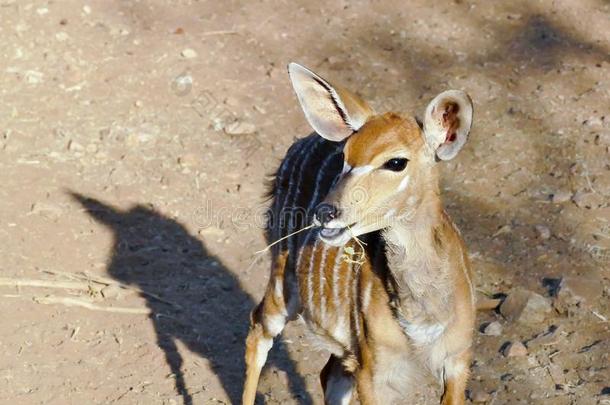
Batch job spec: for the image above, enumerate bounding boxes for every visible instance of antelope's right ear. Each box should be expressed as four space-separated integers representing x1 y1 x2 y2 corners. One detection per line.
288 63 374 142
423 90 473 161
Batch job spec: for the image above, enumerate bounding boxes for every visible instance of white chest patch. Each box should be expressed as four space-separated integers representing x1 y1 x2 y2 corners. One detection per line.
400 321 445 345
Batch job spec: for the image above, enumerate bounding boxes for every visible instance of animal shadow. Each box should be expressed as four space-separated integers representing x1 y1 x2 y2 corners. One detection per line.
71 192 312 405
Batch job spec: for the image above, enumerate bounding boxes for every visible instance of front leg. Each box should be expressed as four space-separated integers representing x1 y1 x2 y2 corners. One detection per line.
243 253 292 405
355 367 377 405
354 344 378 405
320 355 354 405
441 349 471 405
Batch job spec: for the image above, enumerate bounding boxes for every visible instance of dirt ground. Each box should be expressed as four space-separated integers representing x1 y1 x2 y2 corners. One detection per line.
0 0 609 404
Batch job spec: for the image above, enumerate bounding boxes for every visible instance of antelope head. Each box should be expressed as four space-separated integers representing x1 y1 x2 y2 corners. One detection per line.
288 63 473 246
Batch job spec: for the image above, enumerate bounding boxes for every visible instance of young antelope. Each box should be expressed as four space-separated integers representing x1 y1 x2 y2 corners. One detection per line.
243 63 476 405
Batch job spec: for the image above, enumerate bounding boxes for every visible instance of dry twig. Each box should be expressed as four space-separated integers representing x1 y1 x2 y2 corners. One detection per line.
201 30 238 37
32 295 151 315
41 269 181 309
0 277 90 291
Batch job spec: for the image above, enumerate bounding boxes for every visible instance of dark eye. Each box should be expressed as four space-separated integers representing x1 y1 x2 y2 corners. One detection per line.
382 158 408 172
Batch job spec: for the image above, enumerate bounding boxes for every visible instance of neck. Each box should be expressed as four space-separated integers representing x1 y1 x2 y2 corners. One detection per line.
383 185 443 252
381 185 452 325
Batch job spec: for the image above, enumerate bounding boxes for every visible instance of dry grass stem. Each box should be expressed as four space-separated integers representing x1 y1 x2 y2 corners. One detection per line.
255 223 315 255
342 224 367 266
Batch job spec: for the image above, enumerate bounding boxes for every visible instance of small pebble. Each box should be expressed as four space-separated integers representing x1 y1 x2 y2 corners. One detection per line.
178 153 199 168
25 70 43 84
470 389 492 403
55 31 69 41
172 74 193 96
224 121 256 135
535 225 551 240
558 276 603 304
527 325 561 350
181 48 198 59
30 202 63 218
503 341 528 357
198 226 225 238
572 191 602 209
481 321 503 336
551 190 572 203
67 139 84 151
101 284 122 300
492 224 512 238
500 289 552 324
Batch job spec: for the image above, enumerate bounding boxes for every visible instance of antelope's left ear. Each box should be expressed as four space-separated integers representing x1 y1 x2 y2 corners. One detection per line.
423 90 473 161
288 63 374 142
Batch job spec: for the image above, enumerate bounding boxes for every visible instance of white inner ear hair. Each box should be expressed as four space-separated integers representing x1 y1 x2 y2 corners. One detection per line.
350 165 374 176
341 162 352 175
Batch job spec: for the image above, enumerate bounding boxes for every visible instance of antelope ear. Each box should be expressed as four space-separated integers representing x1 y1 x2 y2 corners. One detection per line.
423 90 473 161
288 62 374 142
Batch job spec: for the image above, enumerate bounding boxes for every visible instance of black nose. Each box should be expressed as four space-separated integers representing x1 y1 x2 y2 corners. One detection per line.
315 203 339 225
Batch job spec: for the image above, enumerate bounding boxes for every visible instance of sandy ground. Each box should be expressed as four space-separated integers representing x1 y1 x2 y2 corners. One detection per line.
0 0 609 404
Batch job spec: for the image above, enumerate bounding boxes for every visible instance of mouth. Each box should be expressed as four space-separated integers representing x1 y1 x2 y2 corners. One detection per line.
318 222 357 244
319 226 347 239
